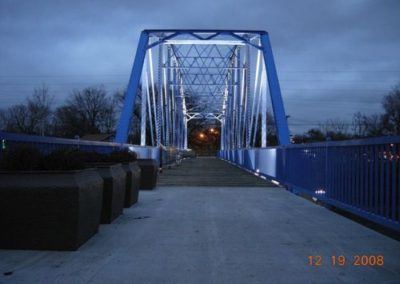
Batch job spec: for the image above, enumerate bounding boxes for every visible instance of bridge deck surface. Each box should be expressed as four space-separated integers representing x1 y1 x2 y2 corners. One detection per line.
159 157 275 187
1 158 400 283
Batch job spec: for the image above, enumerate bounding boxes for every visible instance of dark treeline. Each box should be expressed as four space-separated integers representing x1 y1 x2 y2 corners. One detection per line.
0 84 142 141
0 84 399 144
291 86 400 143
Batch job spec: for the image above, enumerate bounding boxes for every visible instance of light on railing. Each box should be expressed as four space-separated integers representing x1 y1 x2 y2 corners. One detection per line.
315 188 326 195
256 169 260 173
271 179 280 186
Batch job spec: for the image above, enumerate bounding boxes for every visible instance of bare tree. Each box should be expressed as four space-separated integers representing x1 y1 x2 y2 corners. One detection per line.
54 86 116 137
352 111 366 137
381 86 400 135
364 114 384 137
52 105 82 137
320 118 349 135
0 109 9 131
352 111 384 137
27 85 54 135
6 104 31 133
0 85 54 135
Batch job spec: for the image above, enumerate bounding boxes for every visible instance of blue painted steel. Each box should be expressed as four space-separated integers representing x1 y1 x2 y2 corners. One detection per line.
114 29 290 147
260 34 290 145
143 30 266 50
143 29 267 34
219 135 400 232
115 31 149 143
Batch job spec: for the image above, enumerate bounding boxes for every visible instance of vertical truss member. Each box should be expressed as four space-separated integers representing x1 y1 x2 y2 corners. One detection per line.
115 30 290 148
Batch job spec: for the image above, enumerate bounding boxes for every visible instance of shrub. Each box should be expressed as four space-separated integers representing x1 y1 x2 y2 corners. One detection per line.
80 151 106 163
108 150 137 163
42 148 85 170
0 144 43 171
0 145 138 171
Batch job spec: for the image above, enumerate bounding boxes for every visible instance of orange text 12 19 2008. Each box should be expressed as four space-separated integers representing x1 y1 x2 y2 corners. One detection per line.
308 255 384 266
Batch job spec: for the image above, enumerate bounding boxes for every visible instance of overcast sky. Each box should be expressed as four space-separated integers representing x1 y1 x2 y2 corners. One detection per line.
0 0 399 134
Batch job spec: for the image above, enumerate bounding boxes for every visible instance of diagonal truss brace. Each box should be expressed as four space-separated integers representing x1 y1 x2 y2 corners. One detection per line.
115 30 290 148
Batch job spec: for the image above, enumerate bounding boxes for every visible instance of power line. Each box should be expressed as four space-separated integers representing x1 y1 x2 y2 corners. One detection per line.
278 70 400 73
0 83 392 92
282 89 390 91
0 74 128 78
0 80 396 84
0 82 127 86
0 70 399 78
288 123 354 126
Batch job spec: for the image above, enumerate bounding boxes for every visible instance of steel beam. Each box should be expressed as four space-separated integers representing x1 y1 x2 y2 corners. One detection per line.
140 62 148 146
260 33 290 145
115 31 149 143
261 70 267 148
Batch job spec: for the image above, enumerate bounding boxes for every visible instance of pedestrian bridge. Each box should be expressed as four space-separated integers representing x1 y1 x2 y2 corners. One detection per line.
0 29 399 283
111 29 400 234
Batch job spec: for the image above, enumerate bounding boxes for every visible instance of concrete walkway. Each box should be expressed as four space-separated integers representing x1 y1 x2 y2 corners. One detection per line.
159 157 275 187
1 159 400 283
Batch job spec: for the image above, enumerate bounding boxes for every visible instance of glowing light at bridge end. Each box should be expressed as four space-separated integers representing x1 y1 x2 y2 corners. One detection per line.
271 179 280 186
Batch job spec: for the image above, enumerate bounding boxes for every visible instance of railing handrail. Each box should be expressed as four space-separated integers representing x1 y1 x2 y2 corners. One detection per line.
0 131 159 150
289 136 400 148
223 135 400 151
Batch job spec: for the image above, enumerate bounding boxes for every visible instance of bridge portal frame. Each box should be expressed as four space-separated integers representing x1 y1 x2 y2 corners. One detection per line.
115 30 290 147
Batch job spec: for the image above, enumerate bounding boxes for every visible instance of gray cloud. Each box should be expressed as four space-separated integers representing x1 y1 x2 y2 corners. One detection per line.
0 0 399 133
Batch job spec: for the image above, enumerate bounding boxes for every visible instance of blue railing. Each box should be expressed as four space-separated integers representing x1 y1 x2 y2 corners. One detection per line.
0 132 161 164
219 136 400 232
2 131 399 231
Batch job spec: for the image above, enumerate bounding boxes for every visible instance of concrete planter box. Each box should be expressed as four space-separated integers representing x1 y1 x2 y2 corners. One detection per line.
137 159 158 190
88 163 126 224
0 169 103 251
122 162 141 208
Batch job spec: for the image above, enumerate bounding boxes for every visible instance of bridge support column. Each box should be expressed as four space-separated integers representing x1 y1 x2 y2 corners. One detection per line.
115 31 149 143
261 71 267 148
260 33 290 146
184 118 188 150
140 63 148 146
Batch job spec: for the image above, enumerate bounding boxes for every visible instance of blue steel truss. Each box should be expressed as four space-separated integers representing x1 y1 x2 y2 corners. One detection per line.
115 30 290 148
